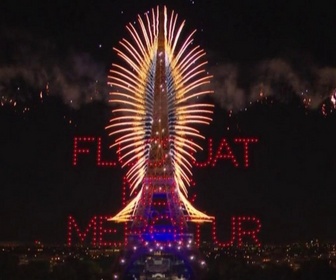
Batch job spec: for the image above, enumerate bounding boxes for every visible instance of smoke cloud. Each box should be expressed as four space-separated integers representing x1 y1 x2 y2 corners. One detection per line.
210 58 336 111
1 29 336 112
0 29 109 109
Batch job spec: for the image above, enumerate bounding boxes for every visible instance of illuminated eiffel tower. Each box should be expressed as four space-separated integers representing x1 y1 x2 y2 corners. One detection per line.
107 6 213 279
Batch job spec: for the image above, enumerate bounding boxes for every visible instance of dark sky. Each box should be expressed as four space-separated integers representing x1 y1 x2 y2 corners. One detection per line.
1 0 336 245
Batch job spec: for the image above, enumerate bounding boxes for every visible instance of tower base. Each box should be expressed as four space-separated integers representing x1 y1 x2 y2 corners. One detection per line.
112 241 208 280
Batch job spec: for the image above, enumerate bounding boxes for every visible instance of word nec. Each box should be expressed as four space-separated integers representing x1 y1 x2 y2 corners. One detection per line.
73 136 258 168
67 215 261 247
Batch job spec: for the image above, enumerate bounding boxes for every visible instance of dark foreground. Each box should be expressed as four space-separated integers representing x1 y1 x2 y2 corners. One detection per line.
1 247 336 280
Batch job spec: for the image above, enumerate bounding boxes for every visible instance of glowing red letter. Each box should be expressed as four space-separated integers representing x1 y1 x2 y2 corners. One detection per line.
67 216 97 246
73 137 95 166
193 138 213 167
212 138 239 167
234 138 258 167
97 137 117 167
236 216 261 247
98 216 121 247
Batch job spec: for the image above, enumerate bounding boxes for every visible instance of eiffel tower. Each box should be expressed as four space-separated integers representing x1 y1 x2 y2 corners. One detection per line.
107 6 213 279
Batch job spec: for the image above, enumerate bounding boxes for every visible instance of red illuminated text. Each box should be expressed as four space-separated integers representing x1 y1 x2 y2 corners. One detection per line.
67 216 123 247
73 136 258 168
67 215 261 247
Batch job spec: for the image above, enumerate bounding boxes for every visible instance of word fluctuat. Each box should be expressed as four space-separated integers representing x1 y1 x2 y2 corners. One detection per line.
67 215 261 247
73 136 259 168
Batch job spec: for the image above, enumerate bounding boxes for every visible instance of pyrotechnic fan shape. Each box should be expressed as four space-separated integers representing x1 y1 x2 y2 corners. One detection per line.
106 6 214 223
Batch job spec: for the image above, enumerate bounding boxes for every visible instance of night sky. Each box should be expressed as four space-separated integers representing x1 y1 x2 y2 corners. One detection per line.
1 0 336 245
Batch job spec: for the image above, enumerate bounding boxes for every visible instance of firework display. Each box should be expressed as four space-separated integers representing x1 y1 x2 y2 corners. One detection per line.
106 6 214 242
